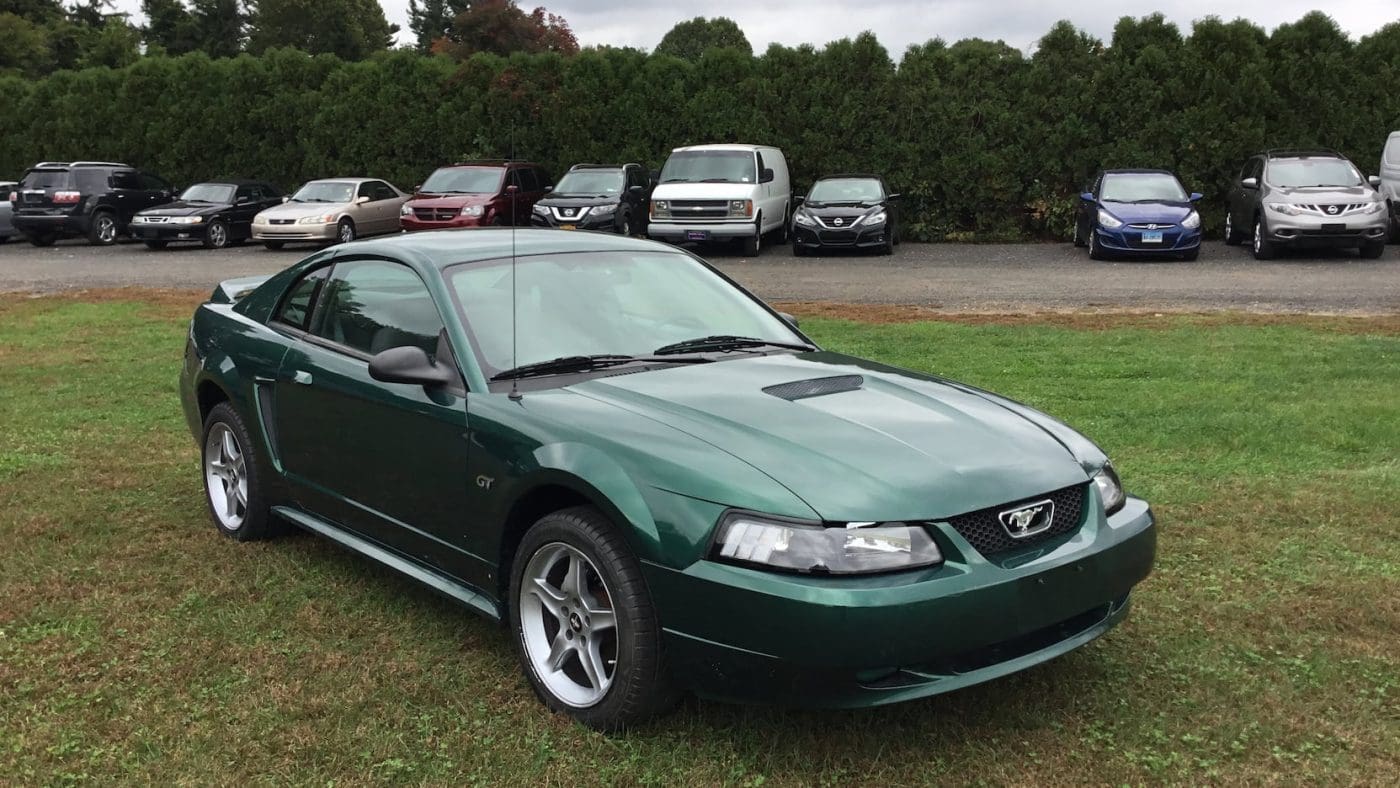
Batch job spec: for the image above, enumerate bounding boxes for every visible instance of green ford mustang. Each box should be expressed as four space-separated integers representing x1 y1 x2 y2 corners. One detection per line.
179 229 1155 729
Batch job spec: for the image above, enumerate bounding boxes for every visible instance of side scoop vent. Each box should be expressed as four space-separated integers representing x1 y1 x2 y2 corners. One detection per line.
763 374 865 401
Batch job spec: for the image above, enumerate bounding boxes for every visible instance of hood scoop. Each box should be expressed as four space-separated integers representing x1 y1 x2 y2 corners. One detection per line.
763 374 864 401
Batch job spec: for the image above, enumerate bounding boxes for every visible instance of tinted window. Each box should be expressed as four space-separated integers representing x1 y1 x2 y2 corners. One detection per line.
142 173 168 191
276 267 329 331
535 167 551 189
553 170 624 195
370 181 397 201
235 185 254 202
518 168 539 192
506 169 524 190
109 171 143 191
313 260 444 357
21 169 72 190
182 183 236 203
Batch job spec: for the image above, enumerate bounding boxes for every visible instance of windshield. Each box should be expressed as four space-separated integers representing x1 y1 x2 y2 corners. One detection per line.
659 151 756 184
447 251 804 376
808 178 884 203
1267 159 1363 188
180 183 235 203
1100 173 1187 202
292 181 355 203
421 167 502 194
553 170 624 196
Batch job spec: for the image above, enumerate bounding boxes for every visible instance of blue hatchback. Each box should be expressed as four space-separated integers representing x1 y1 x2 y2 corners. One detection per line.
1074 169 1203 260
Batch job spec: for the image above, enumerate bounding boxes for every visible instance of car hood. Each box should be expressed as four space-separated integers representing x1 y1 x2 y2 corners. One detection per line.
800 202 886 222
1265 184 1380 202
570 352 1092 522
1100 200 1195 223
538 195 622 209
651 182 757 201
407 194 493 208
257 201 351 219
138 200 230 217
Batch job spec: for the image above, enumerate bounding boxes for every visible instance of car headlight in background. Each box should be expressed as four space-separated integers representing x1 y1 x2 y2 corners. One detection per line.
168 216 203 225
400 204 413 216
1362 201 1385 214
460 205 485 217
727 199 754 218
1092 464 1125 516
1097 210 1123 229
713 513 943 575
651 200 670 219
589 204 616 217
1267 202 1303 216
793 211 816 227
1181 211 1201 229
297 214 336 225
860 211 887 227
531 203 549 215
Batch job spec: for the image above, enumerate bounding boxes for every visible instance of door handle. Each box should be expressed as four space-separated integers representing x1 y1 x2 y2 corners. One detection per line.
291 370 313 385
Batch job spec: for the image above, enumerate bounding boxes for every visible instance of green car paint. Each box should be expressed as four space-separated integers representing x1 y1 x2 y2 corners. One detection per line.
180 229 1155 708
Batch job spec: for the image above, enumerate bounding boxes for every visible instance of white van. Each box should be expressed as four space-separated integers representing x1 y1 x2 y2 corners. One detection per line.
647 144 791 255
1382 131 1400 240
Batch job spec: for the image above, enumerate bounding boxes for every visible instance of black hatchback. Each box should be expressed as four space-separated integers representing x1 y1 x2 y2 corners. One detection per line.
790 174 900 255
530 163 650 236
131 180 283 250
12 161 175 246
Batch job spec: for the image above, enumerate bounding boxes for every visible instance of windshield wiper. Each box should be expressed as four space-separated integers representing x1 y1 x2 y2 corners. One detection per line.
699 178 734 183
653 335 816 356
491 354 708 381
661 178 689 183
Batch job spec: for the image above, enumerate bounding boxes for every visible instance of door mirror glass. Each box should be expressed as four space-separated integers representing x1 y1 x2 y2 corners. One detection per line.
794 195 805 204
368 346 453 387
759 167 775 184
1080 192 1095 202
354 195 370 205
777 311 800 328
1368 174 1381 187
1241 177 1258 189
1188 192 1203 202
886 192 900 200
628 184 643 194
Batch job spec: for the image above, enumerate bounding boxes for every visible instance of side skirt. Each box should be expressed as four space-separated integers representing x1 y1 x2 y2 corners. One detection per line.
273 505 501 622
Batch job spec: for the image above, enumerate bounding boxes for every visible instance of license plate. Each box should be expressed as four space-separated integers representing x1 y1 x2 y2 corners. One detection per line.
558 224 576 231
1321 223 1346 232
1141 230 1163 243
685 230 710 241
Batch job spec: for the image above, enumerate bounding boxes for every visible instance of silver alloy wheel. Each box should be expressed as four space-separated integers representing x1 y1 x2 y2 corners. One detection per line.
208 222 227 248
338 220 354 244
1073 220 1080 245
519 542 618 708
204 423 248 530
95 215 117 244
1225 211 1233 241
619 217 630 236
1089 230 1097 256
1253 220 1262 255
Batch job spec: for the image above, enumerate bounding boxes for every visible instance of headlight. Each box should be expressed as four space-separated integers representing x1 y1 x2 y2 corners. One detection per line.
460 205 484 217
170 216 203 225
793 211 816 227
1267 202 1303 216
1181 211 1201 229
860 211 887 227
590 203 616 217
1092 464 1126 516
727 199 753 218
713 513 943 575
651 200 670 218
1362 201 1385 214
531 203 549 215
400 204 413 216
132 215 149 223
297 214 335 224
1097 209 1123 229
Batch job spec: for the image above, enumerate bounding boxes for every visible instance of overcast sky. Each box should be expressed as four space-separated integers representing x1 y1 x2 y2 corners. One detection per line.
112 1 1395 53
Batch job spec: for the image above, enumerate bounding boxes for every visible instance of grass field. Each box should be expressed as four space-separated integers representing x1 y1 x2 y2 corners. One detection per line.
1 292 1397 785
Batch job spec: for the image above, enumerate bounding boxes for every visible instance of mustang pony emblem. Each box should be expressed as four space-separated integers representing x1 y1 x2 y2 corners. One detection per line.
998 500 1055 539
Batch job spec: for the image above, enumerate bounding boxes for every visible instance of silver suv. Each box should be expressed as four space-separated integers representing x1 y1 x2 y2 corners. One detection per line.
1224 150 1388 259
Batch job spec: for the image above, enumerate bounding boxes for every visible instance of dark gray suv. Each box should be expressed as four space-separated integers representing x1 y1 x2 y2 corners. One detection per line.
1224 150 1388 259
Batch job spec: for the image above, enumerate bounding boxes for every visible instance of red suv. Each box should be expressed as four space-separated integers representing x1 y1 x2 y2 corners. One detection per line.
400 161 552 231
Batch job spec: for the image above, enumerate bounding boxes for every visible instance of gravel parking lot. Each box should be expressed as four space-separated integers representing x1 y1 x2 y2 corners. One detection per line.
1 236 1396 314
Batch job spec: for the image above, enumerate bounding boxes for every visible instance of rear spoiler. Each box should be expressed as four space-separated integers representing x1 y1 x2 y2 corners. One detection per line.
210 274 273 304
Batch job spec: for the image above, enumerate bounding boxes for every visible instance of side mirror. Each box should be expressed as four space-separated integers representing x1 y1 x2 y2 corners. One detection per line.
543 185 553 193
649 169 661 184
1079 192 1095 202
354 195 370 204
778 311 800 328
1188 192 1203 202
281 196 290 203
1241 177 1258 189
1368 175 1382 187
759 167 775 184
368 346 453 387
628 185 643 194
413 184 422 193
886 192 901 200
794 195 805 204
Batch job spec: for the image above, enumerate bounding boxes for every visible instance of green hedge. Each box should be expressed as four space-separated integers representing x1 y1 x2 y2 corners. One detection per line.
3 12 1397 241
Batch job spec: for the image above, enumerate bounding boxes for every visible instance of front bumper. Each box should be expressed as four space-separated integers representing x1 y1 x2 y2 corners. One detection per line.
400 214 491 232
1095 225 1201 254
645 494 1156 707
132 222 207 241
530 213 618 232
792 222 888 249
647 221 755 242
252 222 338 242
1263 209 1387 248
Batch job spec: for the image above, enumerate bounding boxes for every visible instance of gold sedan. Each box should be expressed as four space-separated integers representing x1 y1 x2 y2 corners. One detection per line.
252 178 409 249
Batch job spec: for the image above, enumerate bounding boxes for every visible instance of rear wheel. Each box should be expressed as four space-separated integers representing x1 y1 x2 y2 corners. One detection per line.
202 219 229 249
27 234 55 247
88 211 118 245
510 506 677 731
1252 217 1275 260
144 240 168 250
1224 210 1245 245
617 214 631 237
1072 219 1086 247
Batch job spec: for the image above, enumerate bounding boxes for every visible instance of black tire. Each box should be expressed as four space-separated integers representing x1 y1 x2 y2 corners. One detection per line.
263 241 285 251
88 211 118 246
1224 210 1245 245
144 240 168 250
880 226 894 256
1389 203 1398 243
1072 219 1086 248
0 235 9 245
1252 216 1275 260
202 219 229 250
1088 228 1107 260
792 242 808 257
27 233 55 247
509 506 678 731
617 214 632 237
200 401 283 541
1359 242 1385 260
335 218 355 245
742 215 762 256
775 206 790 244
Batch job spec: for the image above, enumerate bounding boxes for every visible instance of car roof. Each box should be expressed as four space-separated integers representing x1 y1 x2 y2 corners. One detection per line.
347 228 672 270
1103 168 1177 176
198 178 272 187
568 163 633 171
305 177 378 184
671 144 769 153
1262 149 1343 160
814 173 883 181
443 160 541 168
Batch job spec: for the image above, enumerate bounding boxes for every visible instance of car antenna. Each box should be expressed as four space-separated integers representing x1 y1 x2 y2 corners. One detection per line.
508 131 523 402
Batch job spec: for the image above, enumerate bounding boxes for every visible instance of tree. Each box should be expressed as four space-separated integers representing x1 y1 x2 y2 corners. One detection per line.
0 12 51 77
191 0 247 58
246 0 396 60
432 0 577 59
141 0 198 54
407 0 466 51
654 16 751 60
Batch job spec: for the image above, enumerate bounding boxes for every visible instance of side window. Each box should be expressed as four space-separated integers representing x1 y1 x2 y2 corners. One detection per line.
258 184 280 201
1385 137 1400 165
275 267 330 331
371 181 397 201
235 185 254 203
312 260 445 357
505 168 524 192
142 173 168 191
1249 158 1264 181
517 168 538 192
755 151 766 175
109 171 142 191
536 167 552 189
357 181 374 200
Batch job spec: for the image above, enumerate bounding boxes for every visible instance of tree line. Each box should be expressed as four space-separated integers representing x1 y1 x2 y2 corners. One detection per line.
2 10 1397 240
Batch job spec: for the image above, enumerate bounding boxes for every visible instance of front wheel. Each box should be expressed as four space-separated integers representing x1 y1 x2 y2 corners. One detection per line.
741 215 762 256
1088 228 1106 260
202 219 229 249
335 218 355 245
144 240 168 250
1359 241 1385 260
1224 210 1245 245
1252 217 1275 260
617 214 632 237
27 233 56 247
510 506 677 731
263 241 285 251
201 402 282 541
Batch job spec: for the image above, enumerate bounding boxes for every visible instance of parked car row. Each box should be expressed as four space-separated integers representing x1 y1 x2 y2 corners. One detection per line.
6 136 1396 257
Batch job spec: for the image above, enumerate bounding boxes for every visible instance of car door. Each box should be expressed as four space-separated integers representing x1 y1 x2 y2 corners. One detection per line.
503 168 527 224
1080 171 1103 237
141 172 173 212
230 184 260 238
369 181 401 234
272 257 477 578
108 170 145 224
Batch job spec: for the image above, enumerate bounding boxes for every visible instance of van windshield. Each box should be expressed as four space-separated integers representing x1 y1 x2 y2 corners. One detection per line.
659 151 756 184
421 167 502 195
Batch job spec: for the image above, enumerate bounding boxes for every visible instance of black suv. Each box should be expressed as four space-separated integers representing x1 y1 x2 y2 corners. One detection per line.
12 161 176 246
530 163 650 235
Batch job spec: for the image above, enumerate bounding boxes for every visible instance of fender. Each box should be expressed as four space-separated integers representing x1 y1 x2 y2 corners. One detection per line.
529 441 660 554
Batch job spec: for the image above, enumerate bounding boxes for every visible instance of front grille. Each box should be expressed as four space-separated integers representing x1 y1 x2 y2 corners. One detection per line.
414 208 458 221
144 216 169 223
1299 204 1364 216
815 215 861 229
269 218 295 225
668 200 729 219
944 483 1088 555
1127 223 1174 229
818 230 858 244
